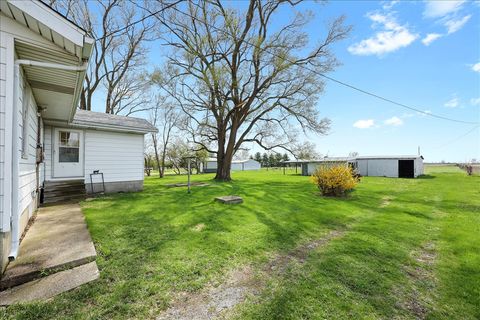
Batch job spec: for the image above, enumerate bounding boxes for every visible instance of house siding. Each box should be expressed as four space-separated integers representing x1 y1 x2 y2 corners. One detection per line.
0 13 9 272
18 68 41 220
0 14 10 232
43 127 145 192
84 129 144 184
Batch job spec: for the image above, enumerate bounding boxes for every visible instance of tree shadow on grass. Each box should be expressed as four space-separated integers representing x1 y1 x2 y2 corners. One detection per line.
418 175 436 179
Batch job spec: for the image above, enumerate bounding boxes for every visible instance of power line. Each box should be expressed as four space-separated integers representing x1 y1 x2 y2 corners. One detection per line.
94 0 182 42
434 125 480 149
157 3 479 126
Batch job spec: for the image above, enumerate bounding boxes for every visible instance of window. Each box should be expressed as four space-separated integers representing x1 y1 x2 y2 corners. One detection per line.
21 85 29 159
58 131 80 163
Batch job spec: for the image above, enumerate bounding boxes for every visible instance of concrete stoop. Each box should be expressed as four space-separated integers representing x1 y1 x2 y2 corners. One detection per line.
0 203 99 305
0 262 99 306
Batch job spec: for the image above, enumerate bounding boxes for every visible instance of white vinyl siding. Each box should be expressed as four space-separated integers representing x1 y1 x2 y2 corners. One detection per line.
43 127 145 184
84 130 144 183
0 19 9 225
18 69 40 218
43 125 52 180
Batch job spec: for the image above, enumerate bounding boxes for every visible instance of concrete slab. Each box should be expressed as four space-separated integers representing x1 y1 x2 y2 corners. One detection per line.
215 196 243 204
0 203 96 289
0 261 99 306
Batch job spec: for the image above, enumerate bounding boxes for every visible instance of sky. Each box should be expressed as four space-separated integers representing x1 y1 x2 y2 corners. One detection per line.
92 0 480 163
251 0 480 162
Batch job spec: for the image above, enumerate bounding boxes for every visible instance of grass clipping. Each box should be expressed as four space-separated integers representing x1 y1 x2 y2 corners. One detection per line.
311 164 359 197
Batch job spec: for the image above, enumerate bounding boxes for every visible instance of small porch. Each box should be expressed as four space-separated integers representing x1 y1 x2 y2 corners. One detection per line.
0 203 99 305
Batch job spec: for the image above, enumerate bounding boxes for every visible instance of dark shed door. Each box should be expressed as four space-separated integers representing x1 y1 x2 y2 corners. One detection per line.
398 160 414 178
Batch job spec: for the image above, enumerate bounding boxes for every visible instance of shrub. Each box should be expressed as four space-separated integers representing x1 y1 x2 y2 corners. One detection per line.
311 164 359 197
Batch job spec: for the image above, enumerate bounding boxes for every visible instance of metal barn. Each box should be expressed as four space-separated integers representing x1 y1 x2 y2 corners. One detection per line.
355 156 424 178
296 155 424 178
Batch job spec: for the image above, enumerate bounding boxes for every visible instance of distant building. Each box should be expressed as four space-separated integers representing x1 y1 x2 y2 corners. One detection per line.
203 158 261 173
286 155 424 178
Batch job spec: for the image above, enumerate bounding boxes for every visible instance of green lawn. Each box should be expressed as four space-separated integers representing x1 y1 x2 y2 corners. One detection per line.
2 166 479 319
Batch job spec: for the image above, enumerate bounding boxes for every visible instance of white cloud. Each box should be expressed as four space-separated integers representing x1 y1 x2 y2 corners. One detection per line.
423 0 465 18
348 13 418 56
470 98 480 106
384 116 403 126
382 0 399 10
444 14 471 34
444 97 459 108
471 62 480 72
353 119 375 129
422 33 442 45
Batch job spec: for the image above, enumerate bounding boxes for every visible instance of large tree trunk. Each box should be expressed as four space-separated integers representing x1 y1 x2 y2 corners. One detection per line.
215 154 233 181
214 123 237 181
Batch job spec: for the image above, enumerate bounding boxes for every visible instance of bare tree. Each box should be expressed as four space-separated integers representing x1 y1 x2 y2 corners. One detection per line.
150 96 182 178
150 0 350 180
292 141 321 160
50 0 157 115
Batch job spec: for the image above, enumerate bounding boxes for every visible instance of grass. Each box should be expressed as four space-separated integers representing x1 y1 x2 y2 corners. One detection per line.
2 165 479 319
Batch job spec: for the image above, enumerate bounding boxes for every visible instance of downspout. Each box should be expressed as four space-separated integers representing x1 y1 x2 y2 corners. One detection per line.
9 64 20 260
8 59 88 260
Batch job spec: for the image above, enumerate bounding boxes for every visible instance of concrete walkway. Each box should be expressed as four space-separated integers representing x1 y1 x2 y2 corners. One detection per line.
0 203 99 304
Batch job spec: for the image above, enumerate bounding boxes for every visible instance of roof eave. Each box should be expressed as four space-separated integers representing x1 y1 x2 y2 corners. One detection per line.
72 119 158 134
8 0 89 47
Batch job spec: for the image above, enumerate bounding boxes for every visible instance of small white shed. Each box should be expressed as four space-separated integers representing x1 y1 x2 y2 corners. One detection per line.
203 158 261 173
231 159 261 171
203 158 218 173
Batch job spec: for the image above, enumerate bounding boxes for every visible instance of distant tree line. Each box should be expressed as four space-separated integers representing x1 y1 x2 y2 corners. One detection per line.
253 152 290 168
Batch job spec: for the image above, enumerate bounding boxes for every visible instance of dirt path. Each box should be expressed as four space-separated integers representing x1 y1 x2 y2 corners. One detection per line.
156 229 346 320
398 241 438 319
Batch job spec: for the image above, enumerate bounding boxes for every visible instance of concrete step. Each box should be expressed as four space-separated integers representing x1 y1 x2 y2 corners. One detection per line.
43 185 86 193
0 262 99 306
43 189 86 199
43 179 86 204
42 195 87 205
44 179 85 187
0 254 95 290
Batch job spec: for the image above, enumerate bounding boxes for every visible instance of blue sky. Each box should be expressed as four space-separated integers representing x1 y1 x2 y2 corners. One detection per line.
92 0 480 162
257 0 480 162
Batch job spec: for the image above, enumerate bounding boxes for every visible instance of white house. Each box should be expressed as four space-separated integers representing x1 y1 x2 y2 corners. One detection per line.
203 158 261 173
290 155 424 178
0 0 156 273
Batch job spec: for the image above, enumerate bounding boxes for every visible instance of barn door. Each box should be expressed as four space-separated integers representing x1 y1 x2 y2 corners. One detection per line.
398 160 414 178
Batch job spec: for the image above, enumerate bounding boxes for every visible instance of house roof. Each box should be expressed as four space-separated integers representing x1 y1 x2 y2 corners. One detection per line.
72 110 157 134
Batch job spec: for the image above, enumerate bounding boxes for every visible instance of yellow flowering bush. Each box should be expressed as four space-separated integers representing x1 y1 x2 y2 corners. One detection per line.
311 164 359 197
